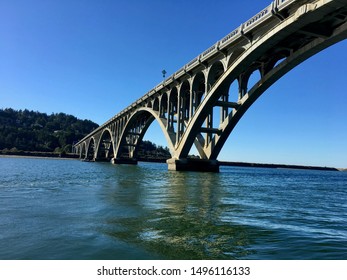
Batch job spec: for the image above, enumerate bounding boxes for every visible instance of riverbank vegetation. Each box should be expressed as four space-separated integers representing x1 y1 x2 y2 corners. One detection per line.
137 140 171 161
0 108 98 154
0 108 171 160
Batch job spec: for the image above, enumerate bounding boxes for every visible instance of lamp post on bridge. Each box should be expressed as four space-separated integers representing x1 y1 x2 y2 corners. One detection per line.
162 69 167 80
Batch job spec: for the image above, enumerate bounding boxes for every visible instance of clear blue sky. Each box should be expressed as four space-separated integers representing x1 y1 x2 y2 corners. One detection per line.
1 0 346 168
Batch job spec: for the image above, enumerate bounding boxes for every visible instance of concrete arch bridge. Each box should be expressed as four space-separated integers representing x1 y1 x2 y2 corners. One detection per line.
74 0 347 172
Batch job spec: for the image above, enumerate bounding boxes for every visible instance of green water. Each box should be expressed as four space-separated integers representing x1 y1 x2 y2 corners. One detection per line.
0 157 346 259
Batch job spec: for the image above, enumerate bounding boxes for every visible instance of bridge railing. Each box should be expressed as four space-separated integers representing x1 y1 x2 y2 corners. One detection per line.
219 26 242 49
186 57 199 72
243 3 274 33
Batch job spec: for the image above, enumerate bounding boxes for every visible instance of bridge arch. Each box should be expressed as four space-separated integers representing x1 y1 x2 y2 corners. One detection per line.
207 61 225 91
176 6 347 162
239 67 262 99
86 137 96 160
115 107 175 161
192 71 206 111
96 128 115 161
81 142 87 159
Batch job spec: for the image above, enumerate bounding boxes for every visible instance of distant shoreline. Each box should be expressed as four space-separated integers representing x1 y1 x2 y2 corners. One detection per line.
0 151 78 160
0 154 78 161
1 152 344 171
138 158 343 172
218 161 342 172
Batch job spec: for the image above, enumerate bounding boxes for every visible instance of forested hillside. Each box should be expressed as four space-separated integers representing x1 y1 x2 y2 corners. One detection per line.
0 108 98 153
0 108 172 160
137 140 171 161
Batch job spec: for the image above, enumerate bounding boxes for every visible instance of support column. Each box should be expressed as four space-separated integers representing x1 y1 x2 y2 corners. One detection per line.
176 92 182 145
189 85 194 118
220 90 229 123
167 158 219 172
205 110 213 147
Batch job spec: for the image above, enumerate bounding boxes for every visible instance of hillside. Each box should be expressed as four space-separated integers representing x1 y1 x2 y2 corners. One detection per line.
137 140 171 161
0 108 98 153
0 108 172 160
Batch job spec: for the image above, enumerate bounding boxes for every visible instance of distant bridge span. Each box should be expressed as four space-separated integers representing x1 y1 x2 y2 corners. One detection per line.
74 0 347 172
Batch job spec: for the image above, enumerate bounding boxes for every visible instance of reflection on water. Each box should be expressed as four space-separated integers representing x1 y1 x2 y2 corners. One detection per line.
101 167 254 259
0 158 346 259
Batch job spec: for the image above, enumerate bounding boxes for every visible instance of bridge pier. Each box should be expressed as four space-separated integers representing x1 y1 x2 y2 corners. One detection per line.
167 158 220 173
111 158 138 165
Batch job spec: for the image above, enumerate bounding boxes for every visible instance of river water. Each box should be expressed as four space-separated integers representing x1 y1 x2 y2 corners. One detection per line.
0 157 346 260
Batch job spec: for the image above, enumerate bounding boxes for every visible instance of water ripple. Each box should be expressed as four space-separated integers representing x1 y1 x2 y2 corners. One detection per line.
1 157 346 259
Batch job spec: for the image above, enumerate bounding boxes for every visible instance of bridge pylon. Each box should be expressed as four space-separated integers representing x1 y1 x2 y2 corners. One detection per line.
167 158 220 172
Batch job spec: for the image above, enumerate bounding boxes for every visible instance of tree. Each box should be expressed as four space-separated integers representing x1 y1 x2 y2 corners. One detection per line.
0 108 98 153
